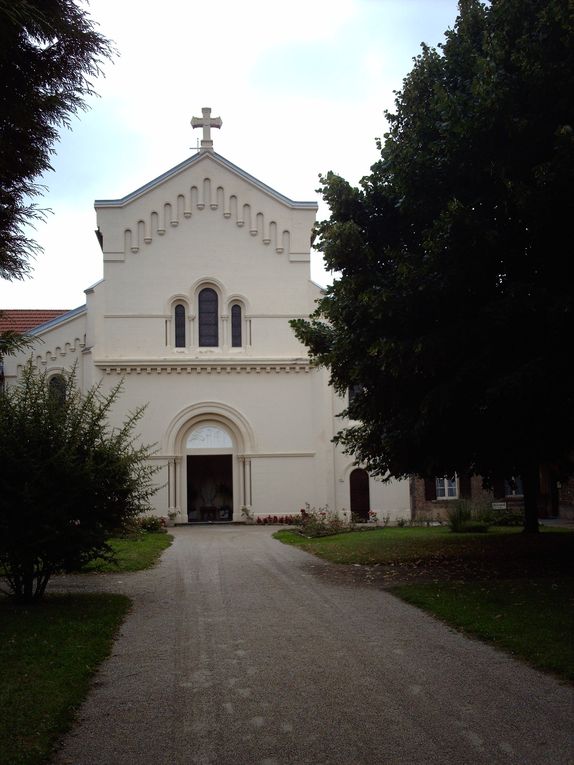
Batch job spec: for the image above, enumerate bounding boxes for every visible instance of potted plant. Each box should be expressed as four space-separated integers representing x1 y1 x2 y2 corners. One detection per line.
241 505 254 524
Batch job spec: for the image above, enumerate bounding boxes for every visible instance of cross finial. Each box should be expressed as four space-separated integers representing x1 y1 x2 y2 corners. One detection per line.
191 107 222 152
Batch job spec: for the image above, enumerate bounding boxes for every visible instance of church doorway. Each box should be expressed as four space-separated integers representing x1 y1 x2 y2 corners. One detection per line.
185 423 234 523
350 468 370 521
187 454 233 522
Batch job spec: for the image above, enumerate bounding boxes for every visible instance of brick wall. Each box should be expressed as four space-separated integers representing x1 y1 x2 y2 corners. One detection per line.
410 475 522 521
412 473 574 520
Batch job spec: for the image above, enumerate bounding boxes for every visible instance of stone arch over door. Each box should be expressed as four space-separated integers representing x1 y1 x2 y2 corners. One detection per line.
185 423 234 522
163 402 255 523
350 468 370 520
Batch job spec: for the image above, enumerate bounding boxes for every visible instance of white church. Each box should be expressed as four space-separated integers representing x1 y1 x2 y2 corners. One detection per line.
3 109 410 524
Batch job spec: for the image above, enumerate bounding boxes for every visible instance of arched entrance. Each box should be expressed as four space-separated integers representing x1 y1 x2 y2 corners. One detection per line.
164 401 255 523
186 424 234 523
350 468 370 521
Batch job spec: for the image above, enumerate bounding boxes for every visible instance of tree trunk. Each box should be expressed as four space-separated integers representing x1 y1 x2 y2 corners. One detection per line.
522 463 540 534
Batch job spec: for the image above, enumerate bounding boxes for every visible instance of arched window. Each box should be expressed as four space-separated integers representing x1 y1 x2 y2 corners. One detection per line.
174 304 186 348
186 425 233 449
48 374 66 406
198 288 218 347
231 304 242 347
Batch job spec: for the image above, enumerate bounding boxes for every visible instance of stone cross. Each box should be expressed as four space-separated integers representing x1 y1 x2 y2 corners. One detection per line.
191 107 222 151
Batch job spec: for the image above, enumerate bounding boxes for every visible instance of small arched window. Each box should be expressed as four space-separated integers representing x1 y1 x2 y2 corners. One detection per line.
231 304 242 347
174 304 186 348
48 374 66 406
198 288 218 347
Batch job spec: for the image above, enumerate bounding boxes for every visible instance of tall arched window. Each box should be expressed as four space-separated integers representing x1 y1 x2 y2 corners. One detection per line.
174 304 186 348
48 374 66 406
231 304 242 347
173 303 185 348
198 288 218 347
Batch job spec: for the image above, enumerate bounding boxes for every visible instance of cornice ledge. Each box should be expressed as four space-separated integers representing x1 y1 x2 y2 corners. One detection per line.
94 358 311 375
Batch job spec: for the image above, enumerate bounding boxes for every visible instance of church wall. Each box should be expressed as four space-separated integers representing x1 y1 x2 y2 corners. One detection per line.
5 140 417 524
96 209 315 360
330 392 411 521
366 477 412 522
91 363 335 519
88 149 328 521
3 312 88 391
250 457 319 517
95 369 322 452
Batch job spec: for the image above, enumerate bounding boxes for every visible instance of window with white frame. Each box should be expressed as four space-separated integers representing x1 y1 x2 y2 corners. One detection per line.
435 476 458 499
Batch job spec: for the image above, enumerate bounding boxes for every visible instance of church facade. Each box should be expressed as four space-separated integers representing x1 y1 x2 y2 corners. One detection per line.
3 110 411 524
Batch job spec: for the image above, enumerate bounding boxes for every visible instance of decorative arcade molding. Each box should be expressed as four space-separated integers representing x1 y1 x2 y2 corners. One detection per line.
95 359 310 376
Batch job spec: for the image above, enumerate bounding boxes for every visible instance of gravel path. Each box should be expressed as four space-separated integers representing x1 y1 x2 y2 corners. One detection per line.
51 526 573 765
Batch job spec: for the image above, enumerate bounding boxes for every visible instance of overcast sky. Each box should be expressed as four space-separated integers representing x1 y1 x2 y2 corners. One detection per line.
1 0 460 309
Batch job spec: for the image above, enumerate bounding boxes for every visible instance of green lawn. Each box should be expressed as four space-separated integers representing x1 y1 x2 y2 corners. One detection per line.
81 531 173 573
274 526 574 681
273 526 572 574
0 531 172 764
0 594 131 765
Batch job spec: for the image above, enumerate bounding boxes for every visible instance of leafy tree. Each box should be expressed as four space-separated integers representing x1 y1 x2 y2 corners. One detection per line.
0 363 158 602
292 0 574 533
0 327 35 358
0 0 114 280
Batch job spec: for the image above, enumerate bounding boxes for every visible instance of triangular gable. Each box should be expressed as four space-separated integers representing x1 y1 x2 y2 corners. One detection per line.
94 152 317 263
95 151 317 210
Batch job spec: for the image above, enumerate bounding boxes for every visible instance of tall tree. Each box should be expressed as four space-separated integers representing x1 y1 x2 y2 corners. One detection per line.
0 0 114 280
293 0 574 532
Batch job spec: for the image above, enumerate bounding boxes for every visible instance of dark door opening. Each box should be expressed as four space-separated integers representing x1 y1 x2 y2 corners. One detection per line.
350 468 370 521
187 454 233 523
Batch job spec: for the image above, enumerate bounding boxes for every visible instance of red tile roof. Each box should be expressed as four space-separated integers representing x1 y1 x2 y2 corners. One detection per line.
0 309 70 333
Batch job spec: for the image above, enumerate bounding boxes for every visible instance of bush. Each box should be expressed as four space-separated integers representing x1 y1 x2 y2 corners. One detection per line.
299 504 350 538
256 514 300 525
138 516 166 533
0 363 159 602
447 500 491 533
447 502 471 532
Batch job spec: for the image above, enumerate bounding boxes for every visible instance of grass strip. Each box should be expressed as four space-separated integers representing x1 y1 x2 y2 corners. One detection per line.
273 526 573 573
0 593 131 765
390 579 574 682
82 531 172 573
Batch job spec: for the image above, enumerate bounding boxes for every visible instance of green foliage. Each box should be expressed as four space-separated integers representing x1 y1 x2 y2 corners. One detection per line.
292 0 574 530
136 515 167 534
0 362 159 601
0 325 36 357
299 503 350 537
0 593 130 765
447 500 490 533
0 0 114 279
